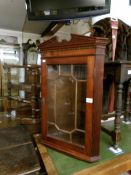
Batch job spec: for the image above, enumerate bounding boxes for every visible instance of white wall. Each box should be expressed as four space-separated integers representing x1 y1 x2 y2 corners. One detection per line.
0 28 42 65
22 32 42 43
0 28 22 43
54 18 92 41
93 0 131 25
57 19 92 35
0 28 41 44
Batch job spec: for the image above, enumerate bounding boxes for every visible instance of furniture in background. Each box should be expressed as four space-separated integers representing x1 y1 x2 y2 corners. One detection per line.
125 78 131 122
92 17 131 150
101 61 131 148
0 41 41 134
0 43 20 113
3 64 41 134
39 34 107 162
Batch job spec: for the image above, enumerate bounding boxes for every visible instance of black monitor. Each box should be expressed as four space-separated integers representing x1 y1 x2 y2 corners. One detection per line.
25 0 111 21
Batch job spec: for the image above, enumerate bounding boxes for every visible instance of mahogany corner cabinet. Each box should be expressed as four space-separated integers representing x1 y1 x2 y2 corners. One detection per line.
39 34 107 162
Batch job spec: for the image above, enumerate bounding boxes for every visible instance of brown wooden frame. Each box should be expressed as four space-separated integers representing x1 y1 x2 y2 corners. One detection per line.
39 34 107 162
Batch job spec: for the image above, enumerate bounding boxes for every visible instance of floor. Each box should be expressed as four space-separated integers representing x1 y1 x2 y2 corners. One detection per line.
0 112 44 174
0 125 41 175
0 112 131 175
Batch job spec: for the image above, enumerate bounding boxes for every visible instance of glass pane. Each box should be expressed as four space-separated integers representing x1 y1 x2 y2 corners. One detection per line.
10 68 19 96
77 82 86 130
60 65 71 75
47 64 87 146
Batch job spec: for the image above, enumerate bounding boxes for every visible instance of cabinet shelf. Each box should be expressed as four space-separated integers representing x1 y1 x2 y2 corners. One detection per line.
4 63 41 69
8 96 31 104
9 82 40 92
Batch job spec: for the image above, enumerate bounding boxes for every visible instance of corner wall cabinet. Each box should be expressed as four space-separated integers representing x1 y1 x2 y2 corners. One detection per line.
39 34 107 162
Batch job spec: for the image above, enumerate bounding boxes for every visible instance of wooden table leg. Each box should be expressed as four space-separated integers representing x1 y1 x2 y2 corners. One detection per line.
113 83 123 149
124 80 131 122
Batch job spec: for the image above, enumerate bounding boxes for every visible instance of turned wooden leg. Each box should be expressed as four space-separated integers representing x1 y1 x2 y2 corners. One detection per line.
113 83 123 149
124 80 131 122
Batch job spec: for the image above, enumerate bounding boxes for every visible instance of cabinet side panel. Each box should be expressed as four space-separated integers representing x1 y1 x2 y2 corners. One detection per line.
85 56 95 156
41 61 48 139
92 50 105 156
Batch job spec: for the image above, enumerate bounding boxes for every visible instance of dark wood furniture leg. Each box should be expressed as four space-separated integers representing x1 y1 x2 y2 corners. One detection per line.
124 79 131 122
113 83 123 149
102 62 131 150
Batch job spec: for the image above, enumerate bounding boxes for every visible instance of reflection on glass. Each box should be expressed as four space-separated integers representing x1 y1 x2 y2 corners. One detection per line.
47 64 87 146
